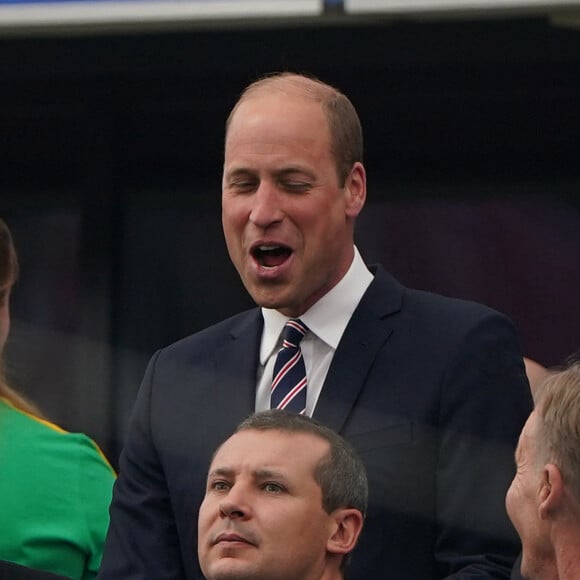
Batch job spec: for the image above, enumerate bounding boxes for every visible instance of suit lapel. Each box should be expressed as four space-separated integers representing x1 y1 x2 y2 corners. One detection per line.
314 266 403 433
211 309 263 433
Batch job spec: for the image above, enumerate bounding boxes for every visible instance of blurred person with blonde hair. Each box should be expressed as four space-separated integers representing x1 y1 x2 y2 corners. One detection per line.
0 218 115 580
506 360 580 579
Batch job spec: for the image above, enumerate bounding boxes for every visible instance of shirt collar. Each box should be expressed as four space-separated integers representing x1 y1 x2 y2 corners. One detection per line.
260 247 373 364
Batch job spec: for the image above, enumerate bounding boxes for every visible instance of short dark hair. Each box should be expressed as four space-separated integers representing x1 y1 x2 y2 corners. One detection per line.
225 72 363 187
236 409 368 518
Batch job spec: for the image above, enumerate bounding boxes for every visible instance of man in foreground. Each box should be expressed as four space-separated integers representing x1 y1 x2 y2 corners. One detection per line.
197 410 366 580
507 361 580 579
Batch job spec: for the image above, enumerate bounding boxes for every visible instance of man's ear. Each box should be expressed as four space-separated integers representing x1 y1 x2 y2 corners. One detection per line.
538 463 563 520
344 162 366 218
326 508 364 556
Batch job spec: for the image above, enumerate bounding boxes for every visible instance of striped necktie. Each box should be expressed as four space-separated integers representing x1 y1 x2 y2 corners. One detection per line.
270 319 308 414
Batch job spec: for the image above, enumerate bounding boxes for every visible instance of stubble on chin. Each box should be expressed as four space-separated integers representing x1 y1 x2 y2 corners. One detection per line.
203 558 259 580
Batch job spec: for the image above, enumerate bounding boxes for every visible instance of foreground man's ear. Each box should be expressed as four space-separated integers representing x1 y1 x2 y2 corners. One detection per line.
326 508 364 556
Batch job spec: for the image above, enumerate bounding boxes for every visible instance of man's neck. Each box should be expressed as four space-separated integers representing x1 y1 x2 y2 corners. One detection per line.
554 532 580 579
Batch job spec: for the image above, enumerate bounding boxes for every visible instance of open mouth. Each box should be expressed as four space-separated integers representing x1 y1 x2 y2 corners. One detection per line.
252 244 292 268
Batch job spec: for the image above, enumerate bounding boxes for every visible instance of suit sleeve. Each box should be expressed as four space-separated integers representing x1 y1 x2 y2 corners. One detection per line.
435 312 532 579
98 351 186 580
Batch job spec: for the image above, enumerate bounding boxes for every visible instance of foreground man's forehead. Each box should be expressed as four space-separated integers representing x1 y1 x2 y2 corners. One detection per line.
210 430 330 468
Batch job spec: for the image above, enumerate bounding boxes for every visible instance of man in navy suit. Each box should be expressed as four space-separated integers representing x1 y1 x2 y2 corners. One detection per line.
99 72 533 579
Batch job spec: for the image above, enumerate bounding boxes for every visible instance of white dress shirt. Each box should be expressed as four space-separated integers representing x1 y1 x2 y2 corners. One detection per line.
255 247 374 417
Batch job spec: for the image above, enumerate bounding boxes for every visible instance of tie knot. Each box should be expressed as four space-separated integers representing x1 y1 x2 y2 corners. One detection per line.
281 319 308 349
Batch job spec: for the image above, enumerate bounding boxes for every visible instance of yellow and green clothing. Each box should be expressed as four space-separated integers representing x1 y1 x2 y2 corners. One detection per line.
0 397 115 579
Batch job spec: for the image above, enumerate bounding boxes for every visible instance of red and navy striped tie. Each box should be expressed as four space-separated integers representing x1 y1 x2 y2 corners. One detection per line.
270 319 308 414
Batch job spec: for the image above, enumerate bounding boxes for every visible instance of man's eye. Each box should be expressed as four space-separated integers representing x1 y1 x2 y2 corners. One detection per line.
230 180 257 192
263 482 283 493
210 480 230 492
282 181 310 192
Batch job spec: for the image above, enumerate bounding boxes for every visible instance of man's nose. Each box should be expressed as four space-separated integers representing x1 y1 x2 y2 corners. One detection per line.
218 486 251 520
249 183 283 228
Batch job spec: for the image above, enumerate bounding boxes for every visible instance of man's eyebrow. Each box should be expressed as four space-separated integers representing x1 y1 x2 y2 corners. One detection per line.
276 167 315 179
253 469 290 482
207 467 234 479
206 467 291 484
224 167 255 179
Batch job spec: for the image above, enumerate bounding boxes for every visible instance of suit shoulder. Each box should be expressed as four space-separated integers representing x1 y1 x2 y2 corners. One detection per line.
383 282 520 347
155 307 261 361
368 264 511 331
404 287 508 325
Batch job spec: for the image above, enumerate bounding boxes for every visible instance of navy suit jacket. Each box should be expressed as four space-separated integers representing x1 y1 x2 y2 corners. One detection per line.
0 562 71 580
99 265 532 579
